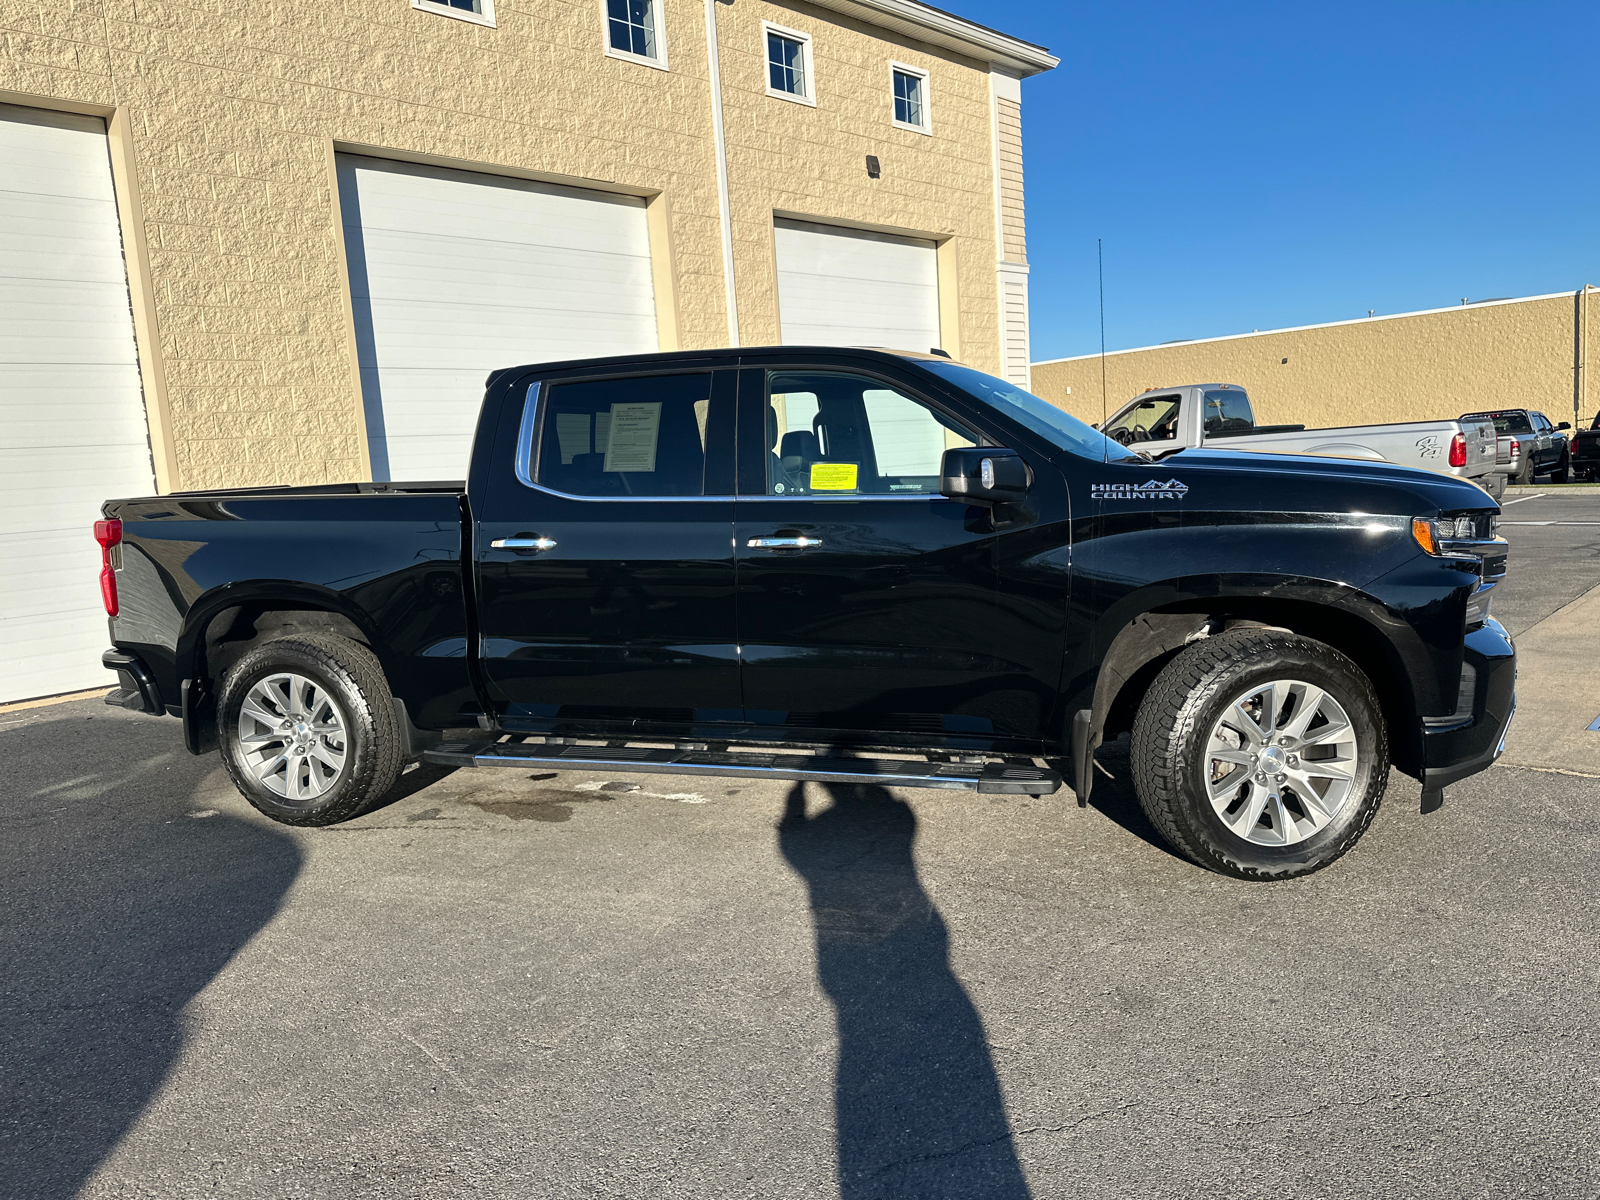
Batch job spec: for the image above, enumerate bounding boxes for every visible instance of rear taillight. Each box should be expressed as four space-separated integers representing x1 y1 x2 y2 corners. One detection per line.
1509 438 1520 457
94 519 121 617
1448 433 1467 468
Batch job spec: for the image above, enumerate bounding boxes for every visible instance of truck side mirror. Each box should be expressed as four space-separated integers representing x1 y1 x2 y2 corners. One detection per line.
1558 421 1572 431
940 448 1029 505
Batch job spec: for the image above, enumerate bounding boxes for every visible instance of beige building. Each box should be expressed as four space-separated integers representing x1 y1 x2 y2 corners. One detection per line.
0 0 1054 700
1032 288 1600 431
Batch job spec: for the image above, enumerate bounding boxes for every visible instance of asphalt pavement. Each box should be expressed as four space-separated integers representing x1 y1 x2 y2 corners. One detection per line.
3 499 1599 1200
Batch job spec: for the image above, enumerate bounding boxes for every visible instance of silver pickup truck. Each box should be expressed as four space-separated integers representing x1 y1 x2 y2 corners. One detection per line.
1102 384 1500 494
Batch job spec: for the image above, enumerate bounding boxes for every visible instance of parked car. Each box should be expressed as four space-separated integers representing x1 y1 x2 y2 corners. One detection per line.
1463 409 1571 484
97 347 1514 880
1571 411 1600 482
1102 384 1499 490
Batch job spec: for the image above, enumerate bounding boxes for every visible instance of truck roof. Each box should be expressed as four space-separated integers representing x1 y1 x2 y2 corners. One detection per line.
483 345 953 389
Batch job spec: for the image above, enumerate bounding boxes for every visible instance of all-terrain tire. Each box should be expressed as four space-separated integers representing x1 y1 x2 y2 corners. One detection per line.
1130 628 1389 880
1551 451 1570 484
218 634 404 826
1513 457 1534 486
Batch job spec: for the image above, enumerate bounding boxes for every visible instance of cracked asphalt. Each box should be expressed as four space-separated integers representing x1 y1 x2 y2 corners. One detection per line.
3 494 1598 1200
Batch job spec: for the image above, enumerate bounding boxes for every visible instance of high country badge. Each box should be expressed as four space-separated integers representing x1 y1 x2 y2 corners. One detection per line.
1091 479 1190 501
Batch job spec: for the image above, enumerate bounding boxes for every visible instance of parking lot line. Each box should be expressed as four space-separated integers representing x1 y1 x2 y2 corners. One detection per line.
1500 493 1545 505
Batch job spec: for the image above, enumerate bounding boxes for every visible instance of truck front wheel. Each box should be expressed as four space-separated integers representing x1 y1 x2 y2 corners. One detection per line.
1131 629 1388 880
218 634 404 826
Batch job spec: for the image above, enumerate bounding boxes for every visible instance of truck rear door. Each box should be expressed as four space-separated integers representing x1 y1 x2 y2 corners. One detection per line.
473 366 742 733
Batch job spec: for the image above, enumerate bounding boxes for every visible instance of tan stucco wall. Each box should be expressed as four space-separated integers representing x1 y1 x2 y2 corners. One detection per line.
1032 292 1600 431
0 0 1018 489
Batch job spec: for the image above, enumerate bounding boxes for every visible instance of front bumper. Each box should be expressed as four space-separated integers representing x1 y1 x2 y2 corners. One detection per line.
1421 618 1516 789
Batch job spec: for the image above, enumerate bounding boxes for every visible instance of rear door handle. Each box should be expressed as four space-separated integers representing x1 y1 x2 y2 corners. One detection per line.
490 536 558 551
746 535 822 549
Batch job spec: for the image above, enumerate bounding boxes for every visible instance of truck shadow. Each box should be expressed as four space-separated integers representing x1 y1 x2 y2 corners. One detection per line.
1085 735 1187 863
0 711 302 1200
777 781 1032 1199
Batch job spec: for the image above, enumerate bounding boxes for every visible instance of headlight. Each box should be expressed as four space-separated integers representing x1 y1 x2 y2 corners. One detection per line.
1411 514 1480 554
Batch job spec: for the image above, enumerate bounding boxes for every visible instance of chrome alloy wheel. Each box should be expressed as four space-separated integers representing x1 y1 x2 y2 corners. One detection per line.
1205 679 1359 847
236 672 348 802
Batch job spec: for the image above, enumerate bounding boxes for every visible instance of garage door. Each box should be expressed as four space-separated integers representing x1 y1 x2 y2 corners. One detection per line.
337 156 660 481
774 217 941 353
0 104 154 704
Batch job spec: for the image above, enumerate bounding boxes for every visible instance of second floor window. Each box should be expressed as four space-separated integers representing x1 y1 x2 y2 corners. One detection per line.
892 65 928 131
767 28 812 102
608 0 659 61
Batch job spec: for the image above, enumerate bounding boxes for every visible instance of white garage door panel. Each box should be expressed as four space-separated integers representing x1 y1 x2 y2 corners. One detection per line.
774 218 941 353
1 367 150 448
0 530 105 619
0 279 147 365
338 155 659 481
0 103 155 703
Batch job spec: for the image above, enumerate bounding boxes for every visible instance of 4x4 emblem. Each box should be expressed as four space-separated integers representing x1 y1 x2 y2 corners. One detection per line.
1092 479 1190 501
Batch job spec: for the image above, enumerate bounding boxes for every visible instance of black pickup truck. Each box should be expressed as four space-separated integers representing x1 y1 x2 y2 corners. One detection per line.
98 347 1514 879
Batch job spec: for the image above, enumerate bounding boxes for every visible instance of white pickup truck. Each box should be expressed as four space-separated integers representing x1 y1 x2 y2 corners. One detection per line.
1101 384 1501 495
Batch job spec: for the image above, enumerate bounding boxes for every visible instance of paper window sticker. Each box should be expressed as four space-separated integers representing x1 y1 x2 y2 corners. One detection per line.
602 402 662 473
809 462 858 491
554 412 592 464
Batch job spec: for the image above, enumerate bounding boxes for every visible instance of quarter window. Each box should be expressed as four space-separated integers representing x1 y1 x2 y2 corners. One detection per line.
607 0 661 63
765 24 814 104
892 65 929 132
764 372 975 496
538 374 713 497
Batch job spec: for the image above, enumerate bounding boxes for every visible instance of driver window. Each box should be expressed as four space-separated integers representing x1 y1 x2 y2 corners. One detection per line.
1104 395 1180 445
765 371 975 496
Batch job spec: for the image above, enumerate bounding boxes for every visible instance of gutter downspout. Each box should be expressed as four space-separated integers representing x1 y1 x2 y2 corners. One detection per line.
1580 285 1591 429
705 0 740 346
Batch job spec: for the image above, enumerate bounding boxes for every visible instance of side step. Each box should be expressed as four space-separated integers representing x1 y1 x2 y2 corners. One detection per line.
421 740 1061 796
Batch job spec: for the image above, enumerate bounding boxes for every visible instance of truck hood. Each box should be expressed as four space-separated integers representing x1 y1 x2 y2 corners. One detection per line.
1144 445 1497 514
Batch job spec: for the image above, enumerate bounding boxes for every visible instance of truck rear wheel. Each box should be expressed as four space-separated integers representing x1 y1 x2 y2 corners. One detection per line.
218 634 404 826
1131 629 1388 880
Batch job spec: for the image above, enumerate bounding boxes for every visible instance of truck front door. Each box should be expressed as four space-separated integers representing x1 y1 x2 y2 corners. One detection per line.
732 365 1061 748
474 367 741 735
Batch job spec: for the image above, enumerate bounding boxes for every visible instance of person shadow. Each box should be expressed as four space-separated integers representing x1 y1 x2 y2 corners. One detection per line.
0 713 303 1200
777 782 1033 1199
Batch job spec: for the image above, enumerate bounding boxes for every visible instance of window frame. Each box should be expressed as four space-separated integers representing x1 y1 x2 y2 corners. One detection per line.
743 366 983 499
889 61 931 135
516 371 737 502
763 21 817 108
411 0 497 30
602 0 669 71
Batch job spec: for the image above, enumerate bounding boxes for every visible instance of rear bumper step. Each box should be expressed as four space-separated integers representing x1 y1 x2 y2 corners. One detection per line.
421 740 1061 796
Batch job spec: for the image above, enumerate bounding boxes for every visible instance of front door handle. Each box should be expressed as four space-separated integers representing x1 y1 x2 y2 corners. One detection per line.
490 536 558 551
746 535 822 549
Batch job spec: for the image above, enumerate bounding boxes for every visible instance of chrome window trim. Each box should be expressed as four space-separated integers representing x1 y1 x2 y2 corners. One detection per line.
514 375 954 503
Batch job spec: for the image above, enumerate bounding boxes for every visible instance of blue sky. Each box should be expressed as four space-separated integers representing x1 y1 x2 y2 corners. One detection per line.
975 1 1600 362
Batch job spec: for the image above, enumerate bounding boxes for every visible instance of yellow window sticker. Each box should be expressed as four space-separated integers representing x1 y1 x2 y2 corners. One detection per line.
809 462 859 491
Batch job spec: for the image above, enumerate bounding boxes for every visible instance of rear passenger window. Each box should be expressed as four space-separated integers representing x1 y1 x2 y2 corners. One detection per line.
765 371 975 496
537 374 712 497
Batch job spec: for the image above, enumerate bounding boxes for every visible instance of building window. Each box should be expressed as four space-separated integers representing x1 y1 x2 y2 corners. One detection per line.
892 63 930 133
606 0 665 66
411 0 496 28
765 23 815 106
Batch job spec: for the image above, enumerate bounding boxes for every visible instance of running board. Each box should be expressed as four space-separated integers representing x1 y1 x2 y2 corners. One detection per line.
421 741 1061 796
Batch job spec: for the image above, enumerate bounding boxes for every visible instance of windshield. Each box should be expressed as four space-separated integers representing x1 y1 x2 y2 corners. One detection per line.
919 362 1139 461
1105 395 1181 444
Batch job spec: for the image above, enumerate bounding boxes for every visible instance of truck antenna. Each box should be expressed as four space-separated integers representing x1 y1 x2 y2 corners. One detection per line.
1098 238 1109 461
